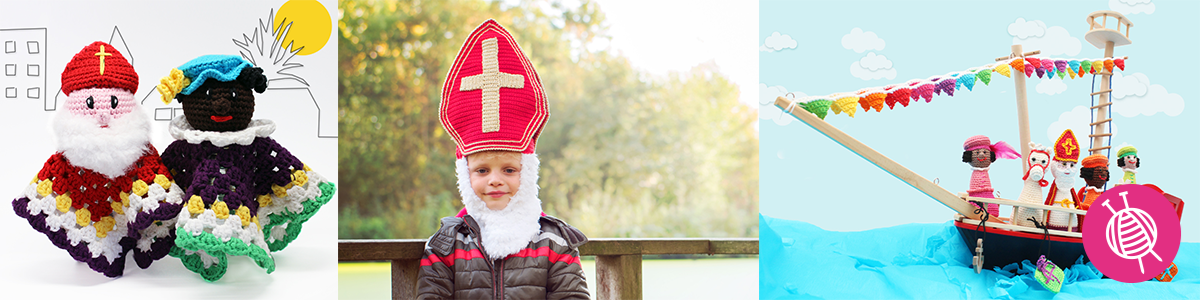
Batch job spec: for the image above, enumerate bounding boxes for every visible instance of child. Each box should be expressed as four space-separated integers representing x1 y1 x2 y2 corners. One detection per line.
417 20 589 299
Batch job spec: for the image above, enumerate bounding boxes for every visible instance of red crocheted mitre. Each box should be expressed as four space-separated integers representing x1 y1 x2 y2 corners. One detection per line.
1053 129 1080 162
440 19 547 159
61 41 138 96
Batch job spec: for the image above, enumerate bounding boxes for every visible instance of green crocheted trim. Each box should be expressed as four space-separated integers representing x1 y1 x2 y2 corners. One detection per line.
263 181 335 252
169 245 228 282
171 227 275 282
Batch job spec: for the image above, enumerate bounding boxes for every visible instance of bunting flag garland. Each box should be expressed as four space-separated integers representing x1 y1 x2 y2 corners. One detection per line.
957 73 976 91
977 69 992 85
784 56 1128 120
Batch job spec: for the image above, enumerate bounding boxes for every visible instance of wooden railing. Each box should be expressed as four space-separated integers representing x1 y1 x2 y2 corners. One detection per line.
339 238 758 300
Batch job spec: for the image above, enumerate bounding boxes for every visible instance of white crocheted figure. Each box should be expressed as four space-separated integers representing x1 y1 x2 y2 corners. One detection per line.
1014 143 1050 227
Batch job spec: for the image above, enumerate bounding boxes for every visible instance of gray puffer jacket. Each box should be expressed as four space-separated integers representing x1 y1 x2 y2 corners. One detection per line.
417 214 590 300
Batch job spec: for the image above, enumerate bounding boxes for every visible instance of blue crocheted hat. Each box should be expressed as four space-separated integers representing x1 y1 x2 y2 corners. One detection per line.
177 55 254 95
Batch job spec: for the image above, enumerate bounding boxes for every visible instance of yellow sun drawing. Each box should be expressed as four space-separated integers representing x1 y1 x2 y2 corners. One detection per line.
273 0 332 56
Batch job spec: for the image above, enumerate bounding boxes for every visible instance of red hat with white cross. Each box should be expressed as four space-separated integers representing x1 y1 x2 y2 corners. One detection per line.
440 19 548 159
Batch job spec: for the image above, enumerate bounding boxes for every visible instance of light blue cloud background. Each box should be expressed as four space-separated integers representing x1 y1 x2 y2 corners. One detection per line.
759 0 1198 242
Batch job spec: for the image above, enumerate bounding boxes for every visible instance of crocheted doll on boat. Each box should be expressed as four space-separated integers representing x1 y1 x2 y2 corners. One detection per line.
12 41 184 277
156 55 335 281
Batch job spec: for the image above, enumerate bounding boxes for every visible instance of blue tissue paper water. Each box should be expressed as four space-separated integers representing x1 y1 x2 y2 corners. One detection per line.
759 214 1200 299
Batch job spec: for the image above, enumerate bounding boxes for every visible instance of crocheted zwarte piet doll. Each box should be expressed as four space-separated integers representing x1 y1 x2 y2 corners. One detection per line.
1116 145 1139 185
1045 130 1081 231
1076 154 1109 231
156 55 335 281
962 135 1019 217
12 41 184 277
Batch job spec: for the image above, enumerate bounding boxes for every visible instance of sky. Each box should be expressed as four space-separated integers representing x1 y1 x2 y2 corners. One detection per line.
759 0 1199 242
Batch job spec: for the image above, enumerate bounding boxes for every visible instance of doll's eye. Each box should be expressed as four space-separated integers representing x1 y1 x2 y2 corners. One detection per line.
110 96 118 109
85 96 94 109
232 91 237 98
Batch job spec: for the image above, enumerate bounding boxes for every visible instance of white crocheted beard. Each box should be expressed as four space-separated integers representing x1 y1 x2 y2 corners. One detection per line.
1050 160 1077 188
457 153 543 261
53 99 150 179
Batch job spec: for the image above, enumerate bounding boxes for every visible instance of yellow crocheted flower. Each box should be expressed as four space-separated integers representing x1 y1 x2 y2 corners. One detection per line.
111 200 124 215
272 184 288 198
37 179 53 197
76 207 91 227
213 201 230 219
157 68 190 105
258 194 273 207
154 174 172 190
55 193 72 213
292 169 309 187
132 180 149 197
96 216 116 238
120 191 130 207
236 205 251 227
187 195 205 215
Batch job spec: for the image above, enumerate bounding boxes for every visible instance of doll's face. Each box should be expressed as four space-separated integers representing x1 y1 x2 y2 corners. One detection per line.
1084 167 1109 187
1124 156 1139 169
1052 159 1077 180
467 151 522 211
178 80 255 132
65 87 136 128
969 148 992 168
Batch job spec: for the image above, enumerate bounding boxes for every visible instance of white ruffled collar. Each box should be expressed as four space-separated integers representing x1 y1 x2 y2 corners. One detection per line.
169 115 275 147
1122 167 1138 174
971 167 990 171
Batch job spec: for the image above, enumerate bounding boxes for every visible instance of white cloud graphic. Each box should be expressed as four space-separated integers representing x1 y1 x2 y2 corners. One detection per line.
1008 18 1081 56
1036 78 1068 95
759 83 800 126
1110 0 1155 15
1111 72 1183 117
850 52 896 80
762 32 797 52
1008 18 1046 39
841 28 885 53
1047 105 1118 148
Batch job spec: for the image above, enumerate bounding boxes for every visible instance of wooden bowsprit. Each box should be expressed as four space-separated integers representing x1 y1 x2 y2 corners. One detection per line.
774 96 983 220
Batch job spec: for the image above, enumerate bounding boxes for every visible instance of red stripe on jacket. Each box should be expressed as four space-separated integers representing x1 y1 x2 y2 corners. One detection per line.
421 248 486 266
506 246 582 265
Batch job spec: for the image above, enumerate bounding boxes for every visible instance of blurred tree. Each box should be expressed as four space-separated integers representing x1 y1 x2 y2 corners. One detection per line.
339 0 757 239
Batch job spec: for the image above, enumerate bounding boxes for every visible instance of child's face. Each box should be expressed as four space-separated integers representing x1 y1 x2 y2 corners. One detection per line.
467 151 522 211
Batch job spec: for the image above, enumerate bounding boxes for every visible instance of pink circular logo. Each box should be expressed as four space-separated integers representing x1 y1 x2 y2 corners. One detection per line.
1082 184 1181 283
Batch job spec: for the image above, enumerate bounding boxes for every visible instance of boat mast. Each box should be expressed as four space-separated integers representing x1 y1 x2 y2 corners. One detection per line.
995 46 1039 175
1084 11 1133 156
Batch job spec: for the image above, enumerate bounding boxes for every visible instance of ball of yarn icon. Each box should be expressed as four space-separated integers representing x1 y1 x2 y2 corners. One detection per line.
1102 196 1162 274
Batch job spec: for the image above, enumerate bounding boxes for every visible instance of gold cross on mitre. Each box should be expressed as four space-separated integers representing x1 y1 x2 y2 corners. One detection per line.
94 45 113 75
1061 139 1076 156
460 37 525 133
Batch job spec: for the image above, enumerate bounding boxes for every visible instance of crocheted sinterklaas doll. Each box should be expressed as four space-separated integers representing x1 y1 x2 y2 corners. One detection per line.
1045 130 1081 231
962 135 1019 217
156 55 335 281
1013 142 1050 228
12 41 184 277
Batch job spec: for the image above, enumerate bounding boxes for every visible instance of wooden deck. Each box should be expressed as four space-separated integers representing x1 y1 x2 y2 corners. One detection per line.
339 238 759 300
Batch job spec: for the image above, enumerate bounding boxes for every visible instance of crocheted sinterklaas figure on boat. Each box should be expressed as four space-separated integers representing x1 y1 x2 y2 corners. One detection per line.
962 135 1019 217
12 41 184 277
1045 129 1081 231
156 55 335 282
1013 142 1051 228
